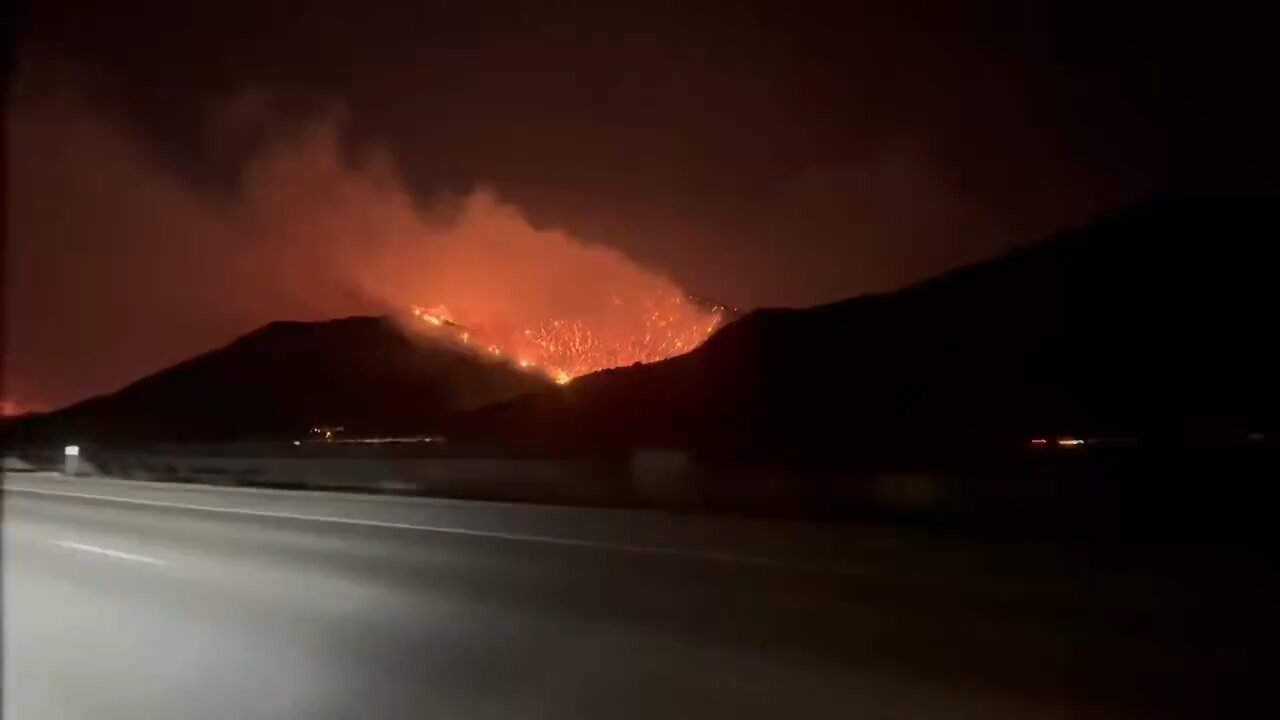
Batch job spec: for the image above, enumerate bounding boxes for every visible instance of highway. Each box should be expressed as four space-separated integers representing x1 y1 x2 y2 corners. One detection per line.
3 472 1270 719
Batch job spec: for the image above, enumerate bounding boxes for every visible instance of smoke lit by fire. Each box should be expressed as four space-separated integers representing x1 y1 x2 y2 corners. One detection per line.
344 188 731 385
8 80 730 408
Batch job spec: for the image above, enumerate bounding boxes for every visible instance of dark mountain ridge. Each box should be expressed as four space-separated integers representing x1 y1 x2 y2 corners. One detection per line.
7 316 548 443
449 193 1280 458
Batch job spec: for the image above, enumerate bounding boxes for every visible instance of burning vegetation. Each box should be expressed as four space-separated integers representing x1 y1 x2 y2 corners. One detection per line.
377 191 734 386
408 294 725 384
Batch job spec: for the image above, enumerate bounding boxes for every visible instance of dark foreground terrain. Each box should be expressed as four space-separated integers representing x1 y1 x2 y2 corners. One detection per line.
455 193 1280 456
5 473 1272 719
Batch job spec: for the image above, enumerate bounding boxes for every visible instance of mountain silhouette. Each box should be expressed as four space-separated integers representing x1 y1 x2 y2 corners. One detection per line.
9 193 1276 454
8 316 548 442
449 192 1280 458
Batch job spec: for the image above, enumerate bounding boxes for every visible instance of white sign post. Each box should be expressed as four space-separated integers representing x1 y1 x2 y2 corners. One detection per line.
63 445 80 476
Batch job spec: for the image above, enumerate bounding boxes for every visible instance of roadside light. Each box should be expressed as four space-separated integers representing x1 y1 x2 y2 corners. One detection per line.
1057 438 1085 447
64 445 80 457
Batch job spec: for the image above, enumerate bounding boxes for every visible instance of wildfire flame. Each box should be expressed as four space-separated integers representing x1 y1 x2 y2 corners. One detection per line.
409 294 723 384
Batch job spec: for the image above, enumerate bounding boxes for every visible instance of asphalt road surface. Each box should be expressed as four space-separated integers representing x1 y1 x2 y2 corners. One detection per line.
3 473 1271 719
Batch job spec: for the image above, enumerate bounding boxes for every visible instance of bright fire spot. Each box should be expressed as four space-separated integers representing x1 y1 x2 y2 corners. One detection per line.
408 294 724 384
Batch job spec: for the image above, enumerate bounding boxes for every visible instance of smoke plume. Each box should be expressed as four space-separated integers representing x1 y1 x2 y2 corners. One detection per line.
6 76 714 409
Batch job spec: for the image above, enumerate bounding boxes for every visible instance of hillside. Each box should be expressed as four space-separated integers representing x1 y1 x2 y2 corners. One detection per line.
8 316 549 442
449 193 1280 457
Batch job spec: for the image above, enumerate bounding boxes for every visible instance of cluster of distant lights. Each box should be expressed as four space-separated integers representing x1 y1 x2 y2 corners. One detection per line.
1030 437 1085 447
292 427 445 446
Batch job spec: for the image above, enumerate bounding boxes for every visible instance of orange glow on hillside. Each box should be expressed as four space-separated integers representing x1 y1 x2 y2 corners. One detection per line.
1 399 31 417
408 294 723 383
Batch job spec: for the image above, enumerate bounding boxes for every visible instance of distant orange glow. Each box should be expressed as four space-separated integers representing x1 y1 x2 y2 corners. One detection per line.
0 400 31 417
1057 438 1085 446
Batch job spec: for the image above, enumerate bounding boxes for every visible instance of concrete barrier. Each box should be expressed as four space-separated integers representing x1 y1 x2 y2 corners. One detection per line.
629 449 694 505
80 447 626 505
2 456 37 472
8 440 1277 538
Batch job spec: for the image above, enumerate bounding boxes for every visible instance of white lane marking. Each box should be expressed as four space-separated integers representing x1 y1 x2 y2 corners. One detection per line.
15 471 553 510
52 539 168 566
6 486 801 570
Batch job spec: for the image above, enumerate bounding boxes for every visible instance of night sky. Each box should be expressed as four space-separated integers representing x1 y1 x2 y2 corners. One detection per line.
6 1 1277 410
